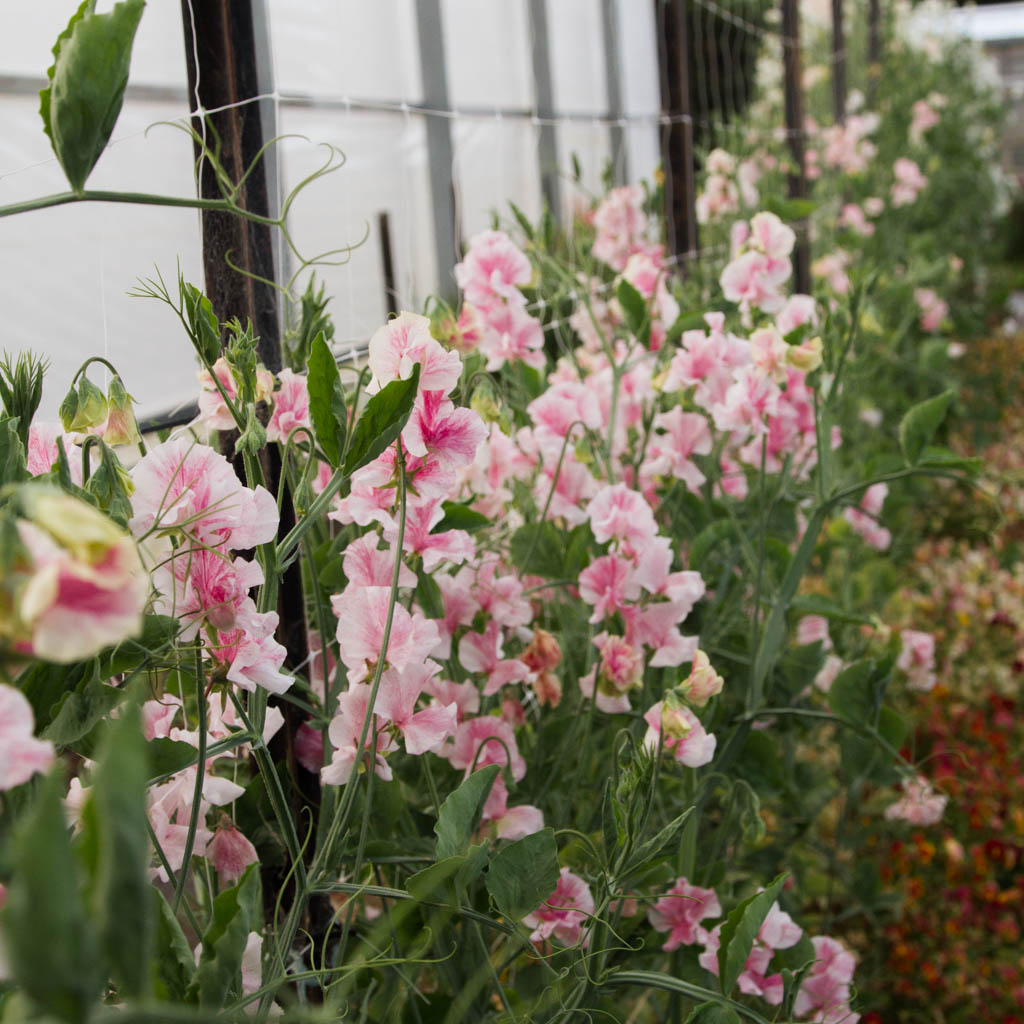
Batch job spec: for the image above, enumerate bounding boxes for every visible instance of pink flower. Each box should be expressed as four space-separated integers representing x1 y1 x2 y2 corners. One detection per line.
648 877 721 951
26 423 83 484
885 775 947 826
206 819 259 884
588 483 658 549
891 157 927 207
523 867 594 945
321 684 397 785
342 533 416 589
759 902 803 949
793 936 859 1023
678 650 724 706
458 621 531 696
0 684 55 790
130 438 278 549
211 600 292 695
332 585 440 684
266 368 311 443
367 312 462 396
595 632 645 693
897 629 936 691
15 489 149 663
385 496 475 570
374 663 458 755
643 701 716 767
578 555 640 623
478 302 546 372
454 230 532 307
295 720 324 773
837 203 875 237
843 483 890 550
699 925 785 1005
592 186 648 271
403 390 487 471
914 288 948 333
644 408 712 491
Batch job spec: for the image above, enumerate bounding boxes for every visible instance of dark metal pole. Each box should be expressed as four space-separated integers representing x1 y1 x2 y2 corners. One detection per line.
656 0 698 266
181 0 282 371
528 0 561 220
831 0 846 123
781 0 811 294
867 0 882 108
601 0 628 185
416 0 460 302
378 211 399 316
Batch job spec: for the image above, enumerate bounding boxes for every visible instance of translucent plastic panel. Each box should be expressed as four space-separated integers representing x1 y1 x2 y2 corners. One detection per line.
443 0 533 111
452 117 542 240
557 121 612 210
267 0 422 103
625 121 661 187
0 1 188 88
616 0 661 117
277 107 435 346
1 95 203 420
547 0 607 115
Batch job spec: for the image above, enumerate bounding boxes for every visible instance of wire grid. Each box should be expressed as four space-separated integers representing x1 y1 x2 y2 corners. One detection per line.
0 0 856 428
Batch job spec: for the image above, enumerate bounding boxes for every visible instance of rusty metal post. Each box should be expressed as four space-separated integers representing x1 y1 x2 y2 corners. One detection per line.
656 0 698 267
781 0 811 294
181 0 281 371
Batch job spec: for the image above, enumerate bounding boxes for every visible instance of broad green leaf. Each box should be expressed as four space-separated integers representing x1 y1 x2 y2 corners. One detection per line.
102 613 180 678
193 864 262 1009
717 873 787 995
407 845 488 901
622 808 693 875
43 663 120 747
508 521 565 579
689 520 736 572
43 0 145 192
154 890 197 1002
39 0 93 153
307 331 347 467
736 731 786 793
616 278 651 348
763 195 818 221
432 500 490 534
3 772 103 1023
826 659 876 726
434 764 499 860
343 364 420 475
147 737 199 780
486 827 560 922
685 1004 740 1024
877 706 907 750
89 696 152 997
898 389 955 465
665 310 708 347
918 444 982 475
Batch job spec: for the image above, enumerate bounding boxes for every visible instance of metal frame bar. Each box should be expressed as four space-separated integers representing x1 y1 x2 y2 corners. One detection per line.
601 0 628 185
416 0 460 301
831 0 846 123
781 0 811 294
528 0 561 219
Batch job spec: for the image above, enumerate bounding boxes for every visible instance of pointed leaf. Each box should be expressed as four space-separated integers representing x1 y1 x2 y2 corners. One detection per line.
343 364 420 474
717 872 787 995
622 807 693 875
898 389 955 465
486 827 560 922
432 501 490 534
434 764 499 860
508 521 565 579
616 278 651 348
685 1005 740 1024
43 0 145 191
154 889 197 1002
307 331 347 467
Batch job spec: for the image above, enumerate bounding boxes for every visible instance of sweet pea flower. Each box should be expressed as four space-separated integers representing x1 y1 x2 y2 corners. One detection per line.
14 486 149 663
677 650 724 706
523 867 594 946
885 775 947 826
698 925 785 1005
897 629 936 691
266 368 311 443
793 936 859 1023
0 684 55 790
647 877 721 951
454 230 532 308
207 818 259 884
643 701 716 767
367 312 462 396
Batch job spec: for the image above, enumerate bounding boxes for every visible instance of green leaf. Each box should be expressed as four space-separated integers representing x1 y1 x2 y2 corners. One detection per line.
665 310 707 347
616 278 651 348
434 764 499 860
39 0 93 153
622 807 693 875
0 416 27 486
918 445 982 475
432 500 490 534
415 564 445 619
307 331 347 467
898 389 955 465
43 664 120 747
717 873 787 995
508 201 535 241
407 845 488 901
192 864 262 1009
685 1004 740 1024
343 364 420 475
85 440 133 526
42 0 145 191
101 613 180 678
508 521 565 579
3 772 103 1023
147 738 199 780
737 731 787 793
88 696 152 997
486 827 561 922
763 195 818 221
791 594 873 626
877 706 907 750
153 889 197 1001
689 520 736 573
826 659 876 726
183 282 221 366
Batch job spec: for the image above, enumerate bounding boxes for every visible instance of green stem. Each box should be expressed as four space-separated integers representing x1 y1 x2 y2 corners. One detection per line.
173 647 207 914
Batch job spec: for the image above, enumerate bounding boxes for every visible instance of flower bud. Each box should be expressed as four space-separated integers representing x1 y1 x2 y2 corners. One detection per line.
63 375 108 433
102 376 141 447
660 691 694 740
678 650 724 707
787 335 823 373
